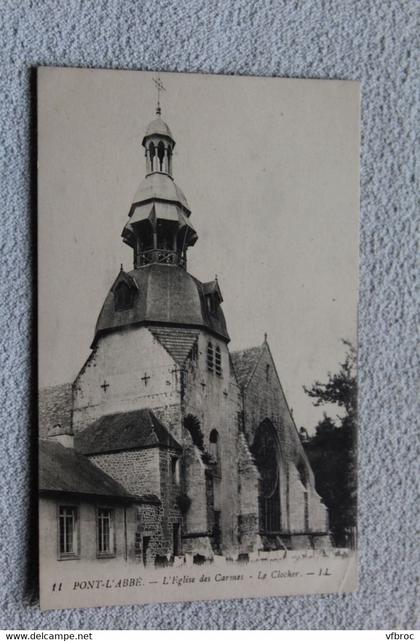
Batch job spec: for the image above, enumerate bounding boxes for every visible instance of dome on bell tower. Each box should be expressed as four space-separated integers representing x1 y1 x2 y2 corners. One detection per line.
142 117 174 146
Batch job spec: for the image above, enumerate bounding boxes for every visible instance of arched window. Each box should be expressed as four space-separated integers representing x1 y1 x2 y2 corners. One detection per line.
157 141 165 171
207 342 214 372
167 144 172 174
265 363 271 381
209 429 219 462
114 281 132 311
215 345 222 377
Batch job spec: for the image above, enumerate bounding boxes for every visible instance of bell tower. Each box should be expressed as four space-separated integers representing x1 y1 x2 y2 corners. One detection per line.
143 116 174 176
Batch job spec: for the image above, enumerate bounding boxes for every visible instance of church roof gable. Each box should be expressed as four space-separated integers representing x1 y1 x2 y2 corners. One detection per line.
74 409 182 455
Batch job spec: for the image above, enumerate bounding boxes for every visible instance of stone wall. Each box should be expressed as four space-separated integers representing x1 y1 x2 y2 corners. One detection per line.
88 446 184 558
182 440 208 536
72 327 181 437
237 432 260 552
158 445 183 556
134 503 163 564
288 463 307 532
183 330 242 556
88 449 160 497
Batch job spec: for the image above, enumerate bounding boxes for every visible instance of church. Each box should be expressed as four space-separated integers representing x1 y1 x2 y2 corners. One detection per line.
39 98 330 570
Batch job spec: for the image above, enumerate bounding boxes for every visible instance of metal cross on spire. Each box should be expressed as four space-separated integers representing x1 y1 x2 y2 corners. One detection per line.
153 74 166 116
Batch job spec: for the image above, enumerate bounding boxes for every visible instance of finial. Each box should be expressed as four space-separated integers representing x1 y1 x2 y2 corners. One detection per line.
120 263 123 272
215 273 218 282
153 74 166 116
264 332 268 342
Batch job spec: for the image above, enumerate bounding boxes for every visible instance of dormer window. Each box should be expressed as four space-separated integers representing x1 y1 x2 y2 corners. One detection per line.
206 294 217 315
114 281 132 311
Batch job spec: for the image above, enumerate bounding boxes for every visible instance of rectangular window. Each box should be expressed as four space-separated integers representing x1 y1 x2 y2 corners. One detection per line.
58 505 79 558
97 508 115 557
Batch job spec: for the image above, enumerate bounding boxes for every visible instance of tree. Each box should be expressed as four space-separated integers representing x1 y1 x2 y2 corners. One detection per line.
303 341 357 547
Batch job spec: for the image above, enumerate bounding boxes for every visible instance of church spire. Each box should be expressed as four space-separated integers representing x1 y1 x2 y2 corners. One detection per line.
141 79 175 177
121 89 198 270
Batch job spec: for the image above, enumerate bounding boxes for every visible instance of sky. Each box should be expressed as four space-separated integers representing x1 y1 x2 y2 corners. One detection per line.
38 68 359 431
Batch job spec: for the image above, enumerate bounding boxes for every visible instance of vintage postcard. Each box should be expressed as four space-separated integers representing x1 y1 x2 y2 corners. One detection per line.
37 67 359 609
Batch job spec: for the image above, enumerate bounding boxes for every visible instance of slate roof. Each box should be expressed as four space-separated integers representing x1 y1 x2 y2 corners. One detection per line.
231 345 264 389
74 408 182 456
39 440 155 503
150 327 199 365
93 264 230 345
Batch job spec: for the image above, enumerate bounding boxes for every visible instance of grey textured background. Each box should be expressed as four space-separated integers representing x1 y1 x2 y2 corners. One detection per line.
0 0 417 630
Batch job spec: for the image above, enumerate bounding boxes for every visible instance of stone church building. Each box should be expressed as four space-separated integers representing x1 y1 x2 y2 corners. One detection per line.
39 104 329 569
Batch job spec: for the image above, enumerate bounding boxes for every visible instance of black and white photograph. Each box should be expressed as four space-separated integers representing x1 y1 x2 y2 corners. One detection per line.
37 67 359 610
